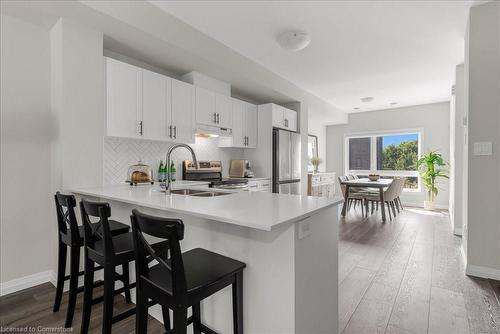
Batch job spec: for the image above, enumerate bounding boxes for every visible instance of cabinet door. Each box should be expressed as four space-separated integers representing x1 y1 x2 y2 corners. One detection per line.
283 108 298 132
216 93 232 129
171 79 195 143
245 102 258 148
272 104 284 128
106 58 142 138
231 98 246 147
195 86 216 126
142 69 171 141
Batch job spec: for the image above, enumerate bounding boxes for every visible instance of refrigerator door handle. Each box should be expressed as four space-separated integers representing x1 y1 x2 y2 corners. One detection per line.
276 179 301 185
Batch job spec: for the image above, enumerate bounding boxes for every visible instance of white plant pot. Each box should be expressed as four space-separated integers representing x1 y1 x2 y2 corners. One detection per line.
424 200 435 211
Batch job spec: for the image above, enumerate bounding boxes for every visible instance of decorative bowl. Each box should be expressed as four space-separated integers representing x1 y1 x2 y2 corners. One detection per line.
368 174 380 181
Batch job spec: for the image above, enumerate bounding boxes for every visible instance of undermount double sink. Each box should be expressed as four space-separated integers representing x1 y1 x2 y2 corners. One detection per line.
170 189 230 197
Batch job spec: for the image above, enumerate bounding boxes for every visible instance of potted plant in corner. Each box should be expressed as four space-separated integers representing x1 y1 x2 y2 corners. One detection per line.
417 150 449 210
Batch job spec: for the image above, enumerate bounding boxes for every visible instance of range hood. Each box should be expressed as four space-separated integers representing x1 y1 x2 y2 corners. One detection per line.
195 124 232 137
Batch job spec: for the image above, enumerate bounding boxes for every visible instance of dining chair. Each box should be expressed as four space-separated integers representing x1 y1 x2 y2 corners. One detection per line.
338 176 366 216
364 178 401 221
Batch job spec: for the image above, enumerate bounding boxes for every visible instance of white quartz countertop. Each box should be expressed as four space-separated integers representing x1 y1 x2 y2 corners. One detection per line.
71 184 342 231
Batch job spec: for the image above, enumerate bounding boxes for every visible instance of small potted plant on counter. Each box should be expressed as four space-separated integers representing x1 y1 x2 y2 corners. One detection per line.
417 150 448 210
310 157 322 174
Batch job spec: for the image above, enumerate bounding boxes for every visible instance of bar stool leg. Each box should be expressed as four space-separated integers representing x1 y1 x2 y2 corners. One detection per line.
122 263 132 303
102 265 116 334
173 307 188 334
232 271 243 334
136 288 149 334
53 239 67 312
80 255 95 334
193 303 201 334
65 246 80 327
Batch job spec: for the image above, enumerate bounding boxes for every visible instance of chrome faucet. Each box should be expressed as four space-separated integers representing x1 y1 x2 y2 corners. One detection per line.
165 144 198 195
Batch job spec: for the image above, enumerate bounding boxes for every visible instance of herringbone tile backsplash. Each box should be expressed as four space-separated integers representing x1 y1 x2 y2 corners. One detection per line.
103 137 244 184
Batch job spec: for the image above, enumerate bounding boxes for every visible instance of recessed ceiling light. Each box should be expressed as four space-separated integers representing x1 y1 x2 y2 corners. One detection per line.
361 97 374 103
277 31 311 52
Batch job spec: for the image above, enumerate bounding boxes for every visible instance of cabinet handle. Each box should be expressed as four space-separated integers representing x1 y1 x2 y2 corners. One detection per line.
139 121 143 136
213 112 217 124
173 126 177 139
168 125 172 138
216 113 220 124
284 119 288 127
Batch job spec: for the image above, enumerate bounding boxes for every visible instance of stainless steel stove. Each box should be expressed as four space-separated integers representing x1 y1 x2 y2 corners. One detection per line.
183 160 249 190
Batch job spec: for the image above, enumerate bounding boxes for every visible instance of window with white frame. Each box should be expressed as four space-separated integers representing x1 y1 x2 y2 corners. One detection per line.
345 131 422 191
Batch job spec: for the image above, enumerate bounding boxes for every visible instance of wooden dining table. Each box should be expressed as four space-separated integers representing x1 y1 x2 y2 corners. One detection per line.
340 178 393 222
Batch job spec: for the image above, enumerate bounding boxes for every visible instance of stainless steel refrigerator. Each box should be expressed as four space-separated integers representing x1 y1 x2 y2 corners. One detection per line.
272 128 301 194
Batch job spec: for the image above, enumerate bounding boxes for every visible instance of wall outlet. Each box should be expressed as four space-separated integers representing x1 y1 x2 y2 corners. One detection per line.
473 141 493 156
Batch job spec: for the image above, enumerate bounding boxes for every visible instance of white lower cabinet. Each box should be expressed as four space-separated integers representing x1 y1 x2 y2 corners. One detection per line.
248 179 271 192
219 98 257 148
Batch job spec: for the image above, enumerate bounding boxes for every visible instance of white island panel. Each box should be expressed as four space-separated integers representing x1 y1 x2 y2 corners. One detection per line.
72 185 340 334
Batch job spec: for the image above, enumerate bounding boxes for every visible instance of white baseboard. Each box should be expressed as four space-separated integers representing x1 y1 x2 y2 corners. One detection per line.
466 263 500 280
1 270 54 296
402 201 449 210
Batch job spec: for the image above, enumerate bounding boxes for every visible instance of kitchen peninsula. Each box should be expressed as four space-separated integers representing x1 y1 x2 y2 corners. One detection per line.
72 184 342 334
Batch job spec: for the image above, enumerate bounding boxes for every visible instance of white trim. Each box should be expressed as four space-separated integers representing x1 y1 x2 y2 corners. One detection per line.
465 263 500 280
453 227 463 236
461 244 467 268
402 201 449 210
0 270 55 296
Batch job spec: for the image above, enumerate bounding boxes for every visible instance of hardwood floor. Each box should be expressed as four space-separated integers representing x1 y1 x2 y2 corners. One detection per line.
1 206 499 333
340 206 500 334
0 283 165 333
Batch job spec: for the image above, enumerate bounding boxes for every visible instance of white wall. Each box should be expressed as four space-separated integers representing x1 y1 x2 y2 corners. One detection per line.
0 14 54 284
326 102 451 208
463 1 500 279
308 118 327 172
449 64 466 235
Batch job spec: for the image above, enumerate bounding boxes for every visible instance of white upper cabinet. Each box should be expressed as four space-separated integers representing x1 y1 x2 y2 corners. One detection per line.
219 98 257 148
282 108 297 132
270 103 298 132
215 93 232 129
106 57 195 143
142 69 171 141
195 86 217 126
230 99 245 147
171 79 195 143
106 57 143 138
245 102 258 148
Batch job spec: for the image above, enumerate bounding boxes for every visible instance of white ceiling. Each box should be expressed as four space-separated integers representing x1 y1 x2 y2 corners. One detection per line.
152 0 473 113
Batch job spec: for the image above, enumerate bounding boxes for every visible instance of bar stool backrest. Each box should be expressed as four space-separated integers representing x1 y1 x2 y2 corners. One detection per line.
79 199 115 257
131 209 187 305
54 192 80 246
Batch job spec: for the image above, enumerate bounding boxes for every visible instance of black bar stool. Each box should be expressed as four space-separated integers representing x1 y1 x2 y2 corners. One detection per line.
131 209 246 334
79 199 170 334
52 192 130 327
